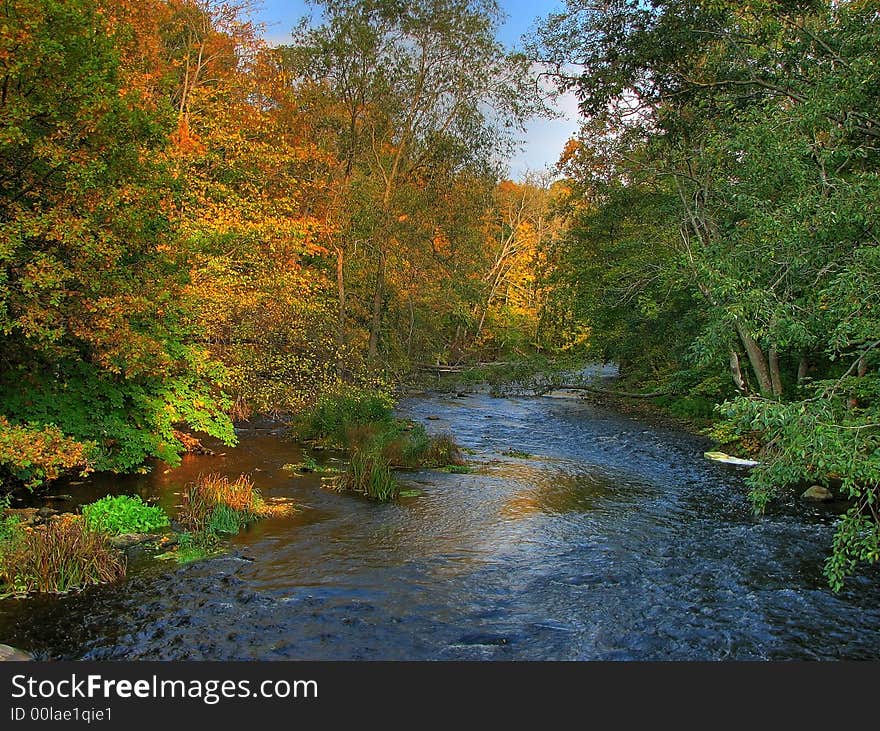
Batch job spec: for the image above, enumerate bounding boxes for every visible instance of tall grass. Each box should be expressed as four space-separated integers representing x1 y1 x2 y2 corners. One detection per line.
292 390 395 447
292 390 467 503
338 448 397 501
336 427 466 502
179 473 292 534
0 516 125 594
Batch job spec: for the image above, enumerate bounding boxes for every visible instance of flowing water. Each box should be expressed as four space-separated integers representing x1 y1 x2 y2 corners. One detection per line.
1 390 878 660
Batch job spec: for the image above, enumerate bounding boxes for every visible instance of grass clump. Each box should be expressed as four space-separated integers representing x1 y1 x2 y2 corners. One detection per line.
0 515 125 595
165 473 293 563
282 456 342 474
335 426 468 502
337 448 397 501
293 390 468 504
177 473 293 548
440 464 473 474
502 449 532 459
82 494 170 535
292 390 395 448
207 503 249 535
167 531 222 564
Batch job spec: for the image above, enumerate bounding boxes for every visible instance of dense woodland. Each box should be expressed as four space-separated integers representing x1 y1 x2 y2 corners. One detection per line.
0 0 878 587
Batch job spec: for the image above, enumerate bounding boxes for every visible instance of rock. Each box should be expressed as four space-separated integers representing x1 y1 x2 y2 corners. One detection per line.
45 494 72 501
801 485 834 501
108 533 160 549
3 507 38 526
426 415 440 420
37 507 57 519
0 644 32 661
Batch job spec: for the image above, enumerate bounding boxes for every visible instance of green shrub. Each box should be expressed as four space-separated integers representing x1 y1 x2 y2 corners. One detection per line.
82 495 170 535
0 495 20 542
292 389 395 447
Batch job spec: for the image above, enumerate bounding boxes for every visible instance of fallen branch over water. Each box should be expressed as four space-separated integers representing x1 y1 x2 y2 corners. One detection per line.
535 384 670 398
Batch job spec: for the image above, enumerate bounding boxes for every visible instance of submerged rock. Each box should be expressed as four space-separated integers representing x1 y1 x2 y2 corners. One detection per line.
801 485 834 502
108 533 161 549
0 644 32 661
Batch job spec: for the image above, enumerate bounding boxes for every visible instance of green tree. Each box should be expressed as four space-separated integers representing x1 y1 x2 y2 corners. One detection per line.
533 0 880 586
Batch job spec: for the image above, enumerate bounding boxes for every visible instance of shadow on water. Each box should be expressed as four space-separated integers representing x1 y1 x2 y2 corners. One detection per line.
1 392 879 660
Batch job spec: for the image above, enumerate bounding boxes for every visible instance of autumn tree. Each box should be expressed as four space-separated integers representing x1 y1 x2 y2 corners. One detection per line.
286 0 539 363
0 0 235 481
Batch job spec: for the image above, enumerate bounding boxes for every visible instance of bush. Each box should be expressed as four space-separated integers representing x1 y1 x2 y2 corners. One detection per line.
0 516 125 595
82 495 170 535
292 389 395 447
0 416 94 489
0 496 20 541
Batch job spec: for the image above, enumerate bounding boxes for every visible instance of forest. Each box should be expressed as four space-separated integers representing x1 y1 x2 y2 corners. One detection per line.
0 0 878 594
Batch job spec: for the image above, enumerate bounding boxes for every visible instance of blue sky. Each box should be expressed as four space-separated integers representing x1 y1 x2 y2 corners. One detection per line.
251 1 580 179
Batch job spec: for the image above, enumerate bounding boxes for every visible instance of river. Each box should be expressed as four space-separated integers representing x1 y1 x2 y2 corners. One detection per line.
1 389 878 659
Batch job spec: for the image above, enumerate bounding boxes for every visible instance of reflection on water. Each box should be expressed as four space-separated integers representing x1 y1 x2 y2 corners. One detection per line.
1 394 878 660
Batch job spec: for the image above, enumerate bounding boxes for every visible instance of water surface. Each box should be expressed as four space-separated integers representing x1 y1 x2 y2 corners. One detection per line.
1 391 877 660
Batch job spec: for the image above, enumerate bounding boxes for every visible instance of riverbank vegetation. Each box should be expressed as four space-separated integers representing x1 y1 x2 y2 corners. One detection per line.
0 513 126 596
532 0 880 587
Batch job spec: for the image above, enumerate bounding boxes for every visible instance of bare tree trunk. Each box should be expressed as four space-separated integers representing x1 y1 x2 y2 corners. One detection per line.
368 250 385 361
769 347 783 398
335 246 346 373
735 323 773 396
797 355 810 385
406 293 415 359
730 350 748 393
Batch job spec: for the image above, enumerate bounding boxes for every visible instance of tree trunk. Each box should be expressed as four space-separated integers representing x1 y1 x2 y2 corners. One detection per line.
729 350 748 393
769 347 783 398
797 355 810 385
735 323 773 396
335 246 346 373
367 250 385 361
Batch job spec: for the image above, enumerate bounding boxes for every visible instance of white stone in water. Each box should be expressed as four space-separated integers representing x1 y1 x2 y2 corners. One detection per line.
704 451 759 467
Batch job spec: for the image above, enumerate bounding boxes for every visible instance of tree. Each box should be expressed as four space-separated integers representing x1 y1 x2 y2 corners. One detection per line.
0 0 234 479
287 0 538 362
